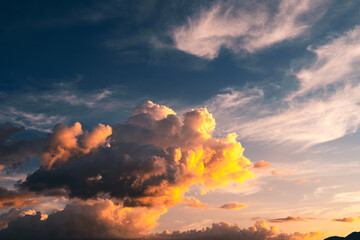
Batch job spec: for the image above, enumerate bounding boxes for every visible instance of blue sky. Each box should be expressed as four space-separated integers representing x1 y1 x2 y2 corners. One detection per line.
2 1 360 239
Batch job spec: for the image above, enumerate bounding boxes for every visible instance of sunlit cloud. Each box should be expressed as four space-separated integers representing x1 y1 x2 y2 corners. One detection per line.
0 208 37 230
1 101 254 237
218 202 247 210
332 217 358 223
0 187 40 210
171 0 327 60
253 160 271 169
149 220 321 240
268 216 314 223
184 197 208 209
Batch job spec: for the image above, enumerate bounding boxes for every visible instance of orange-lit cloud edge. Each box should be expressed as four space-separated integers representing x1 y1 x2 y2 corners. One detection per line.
0 101 338 239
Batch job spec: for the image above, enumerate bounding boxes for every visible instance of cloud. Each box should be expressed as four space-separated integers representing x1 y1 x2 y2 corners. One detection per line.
268 216 314 223
0 123 46 167
0 208 36 230
149 220 320 240
253 160 271 169
41 122 112 169
332 217 357 223
0 199 166 239
10 100 254 236
171 0 326 59
218 202 247 210
294 26 360 97
202 26 360 148
0 187 39 210
271 170 291 176
22 101 253 204
0 108 67 133
184 197 208 209
41 89 112 108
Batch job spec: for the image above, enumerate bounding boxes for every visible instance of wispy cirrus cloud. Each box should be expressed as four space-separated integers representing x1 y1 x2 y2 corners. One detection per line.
171 0 327 59
294 26 360 97
204 25 360 148
0 108 66 132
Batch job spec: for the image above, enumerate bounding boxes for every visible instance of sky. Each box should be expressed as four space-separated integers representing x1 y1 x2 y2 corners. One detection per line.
1 0 360 239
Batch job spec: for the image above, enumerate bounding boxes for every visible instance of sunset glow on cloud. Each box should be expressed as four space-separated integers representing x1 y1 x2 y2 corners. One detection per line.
2 1 360 239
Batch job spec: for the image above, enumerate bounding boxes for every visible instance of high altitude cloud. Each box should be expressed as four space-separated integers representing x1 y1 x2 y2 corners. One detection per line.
295 26 360 97
206 26 360 147
171 0 326 59
9 101 254 238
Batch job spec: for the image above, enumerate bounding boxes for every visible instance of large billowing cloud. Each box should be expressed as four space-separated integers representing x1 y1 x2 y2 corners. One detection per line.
1 101 254 238
0 208 37 230
0 200 165 239
171 0 326 59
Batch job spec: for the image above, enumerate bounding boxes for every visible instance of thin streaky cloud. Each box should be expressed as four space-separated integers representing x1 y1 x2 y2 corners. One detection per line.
205 26 360 147
293 26 360 97
171 0 327 59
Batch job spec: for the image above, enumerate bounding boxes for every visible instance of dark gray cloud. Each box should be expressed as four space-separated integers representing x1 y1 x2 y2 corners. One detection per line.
0 123 45 167
0 187 39 209
0 213 321 240
0 208 36 230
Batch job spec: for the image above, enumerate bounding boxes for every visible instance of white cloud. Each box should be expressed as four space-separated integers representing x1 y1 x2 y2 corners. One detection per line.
171 0 326 59
0 108 67 132
41 89 112 108
205 26 360 147
294 26 360 97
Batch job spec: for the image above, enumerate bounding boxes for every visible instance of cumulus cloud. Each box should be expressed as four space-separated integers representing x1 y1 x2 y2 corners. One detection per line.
149 220 321 240
0 199 165 239
171 0 326 59
41 122 112 169
268 216 314 223
0 208 36 230
11 101 254 237
219 202 247 210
